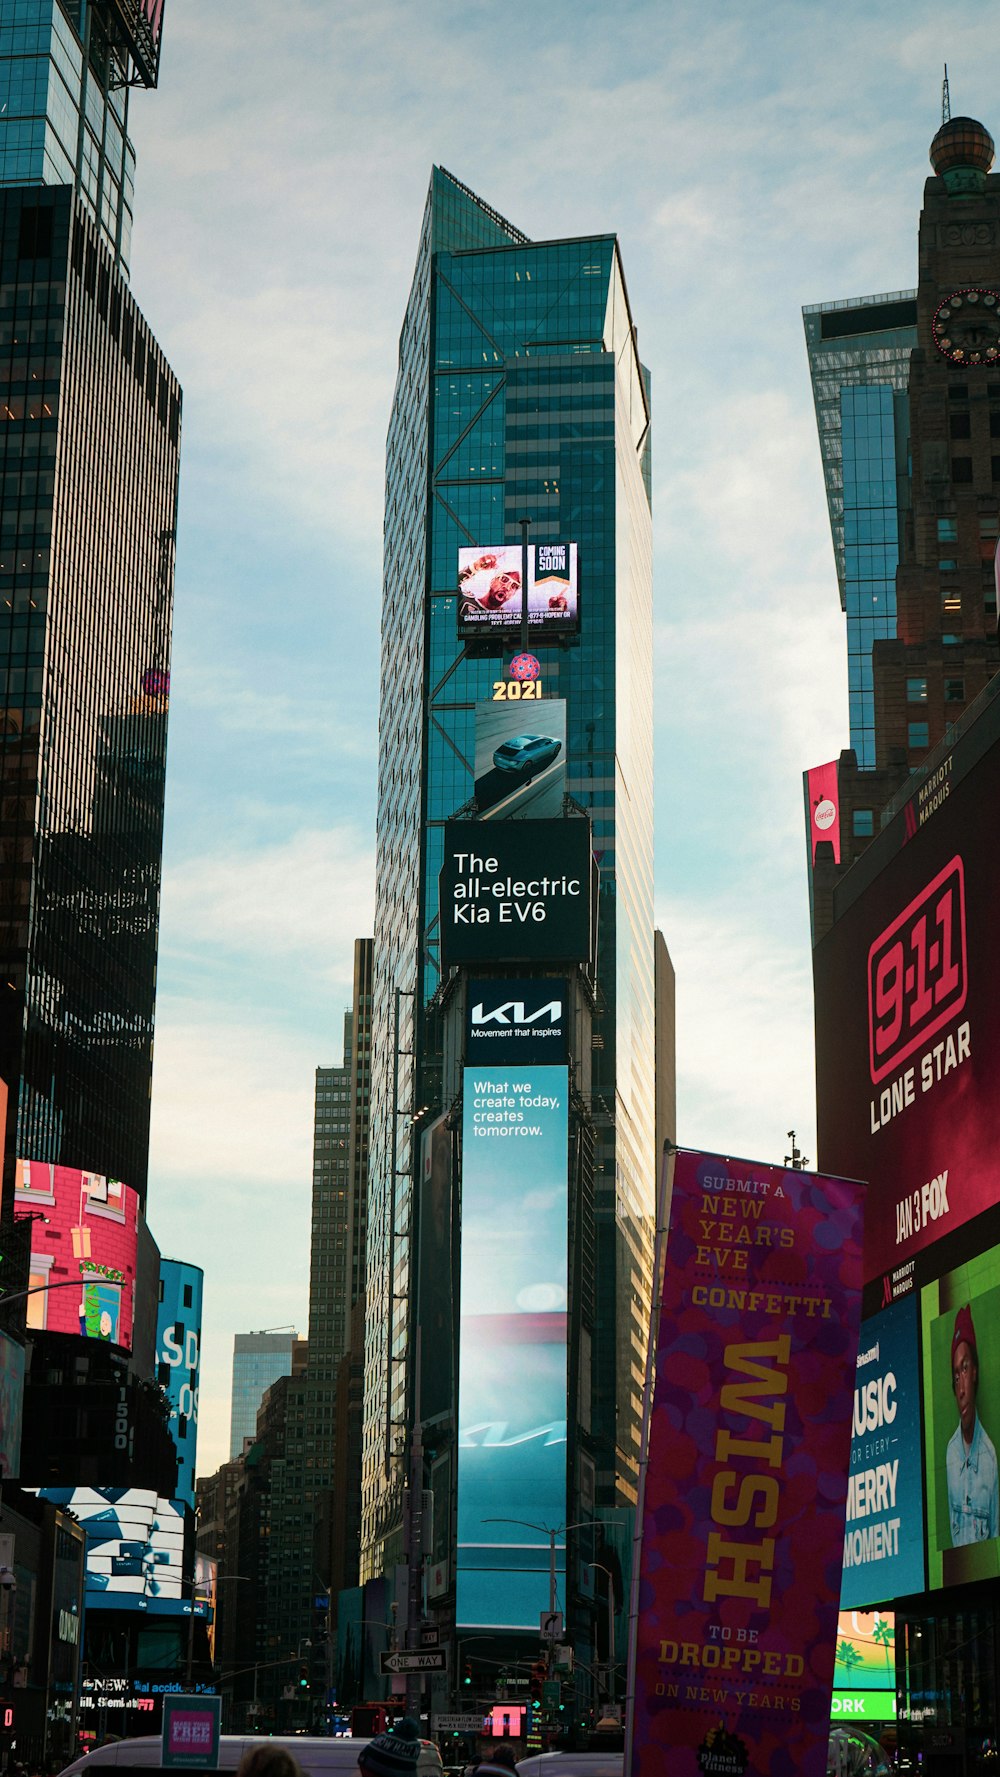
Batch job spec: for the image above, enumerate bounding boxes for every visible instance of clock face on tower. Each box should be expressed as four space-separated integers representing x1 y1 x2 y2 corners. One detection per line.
932 288 1000 363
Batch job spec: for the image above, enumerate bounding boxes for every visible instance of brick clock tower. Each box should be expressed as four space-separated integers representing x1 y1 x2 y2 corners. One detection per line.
812 117 1000 936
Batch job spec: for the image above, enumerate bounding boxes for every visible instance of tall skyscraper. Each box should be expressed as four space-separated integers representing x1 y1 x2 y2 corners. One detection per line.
804 117 1000 920
809 115 1000 1761
0 0 178 1202
362 165 656 1682
228 1330 298 1460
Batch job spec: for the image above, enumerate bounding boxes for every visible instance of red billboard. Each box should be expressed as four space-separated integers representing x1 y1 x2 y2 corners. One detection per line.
628 1149 864 1777
814 708 1000 1292
805 759 841 864
16 1161 139 1351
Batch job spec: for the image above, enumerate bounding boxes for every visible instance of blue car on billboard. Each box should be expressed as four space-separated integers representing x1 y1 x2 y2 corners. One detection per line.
492 733 562 776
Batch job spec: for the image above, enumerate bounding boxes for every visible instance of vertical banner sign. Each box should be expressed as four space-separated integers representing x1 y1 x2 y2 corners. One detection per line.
630 1150 864 1777
161 1693 221 1769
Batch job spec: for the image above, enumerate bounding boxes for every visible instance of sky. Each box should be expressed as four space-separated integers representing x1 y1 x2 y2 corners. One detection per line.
122 0 999 1477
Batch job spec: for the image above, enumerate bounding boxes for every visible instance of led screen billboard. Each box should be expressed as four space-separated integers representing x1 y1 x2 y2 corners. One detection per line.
814 713 1000 1292
156 1261 203 1511
17 1162 139 1350
466 978 568 1066
0 1331 24 1483
832 1611 896 1723
41 1488 192 1615
841 1297 924 1608
920 1238 1000 1589
474 697 566 820
458 543 578 639
457 1062 568 1629
439 819 593 972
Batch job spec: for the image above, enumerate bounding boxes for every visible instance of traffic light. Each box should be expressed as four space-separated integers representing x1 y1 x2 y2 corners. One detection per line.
463 1661 472 1687
529 1662 547 1704
298 1665 309 1690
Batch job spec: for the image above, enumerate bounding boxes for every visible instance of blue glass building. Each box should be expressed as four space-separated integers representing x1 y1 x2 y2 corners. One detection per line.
229 1330 299 1460
803 293 917 767
363 169 656 1591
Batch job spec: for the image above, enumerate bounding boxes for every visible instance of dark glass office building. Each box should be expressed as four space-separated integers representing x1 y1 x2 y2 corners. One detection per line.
0 2 179 1203
363 166 657 1635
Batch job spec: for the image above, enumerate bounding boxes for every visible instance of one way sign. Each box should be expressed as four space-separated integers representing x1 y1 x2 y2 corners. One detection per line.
379 1649 448 1675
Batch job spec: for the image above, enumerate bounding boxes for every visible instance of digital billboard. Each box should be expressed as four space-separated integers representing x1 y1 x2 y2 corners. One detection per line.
466 978 568 1066
832 1610 896 1723
474 697 566 820
439 819 593 971
920 1238 1000 1590
841 1296 924 1608
0 1331 24 1483
456 1062 568 1629
156 1261 203 1511
41 1488 193 1615
814 712 1000 1292
458 543 578 639
17 1162 139 1351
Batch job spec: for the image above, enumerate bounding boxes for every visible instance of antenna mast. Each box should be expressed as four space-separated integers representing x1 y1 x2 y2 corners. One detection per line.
942 64 951 125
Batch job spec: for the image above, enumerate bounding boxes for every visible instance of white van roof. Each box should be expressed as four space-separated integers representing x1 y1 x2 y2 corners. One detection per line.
61 1737 372 1775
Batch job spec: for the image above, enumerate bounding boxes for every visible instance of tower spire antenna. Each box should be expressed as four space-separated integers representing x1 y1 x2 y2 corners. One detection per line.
942 63 951 126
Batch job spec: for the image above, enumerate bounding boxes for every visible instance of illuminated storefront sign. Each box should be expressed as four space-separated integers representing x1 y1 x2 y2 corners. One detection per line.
456 1062 568 1629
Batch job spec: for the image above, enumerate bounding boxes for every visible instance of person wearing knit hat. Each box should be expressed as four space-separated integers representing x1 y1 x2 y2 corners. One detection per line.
357 1717 422 1777
946 1303 999 1547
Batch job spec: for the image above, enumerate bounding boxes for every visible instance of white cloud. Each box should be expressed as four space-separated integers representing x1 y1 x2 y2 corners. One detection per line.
160 825 375 971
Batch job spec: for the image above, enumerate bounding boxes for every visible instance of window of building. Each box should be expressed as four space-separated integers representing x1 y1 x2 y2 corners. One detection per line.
908 721 930 749
992 457 1000 482
950 384 970 400
950 412 971 439
906 677 928 701
952 458 974 484
852 809 874 838
938 559 958 572
941 585 962 613
937 517 958 542
980 516 999 537
944 677 965 703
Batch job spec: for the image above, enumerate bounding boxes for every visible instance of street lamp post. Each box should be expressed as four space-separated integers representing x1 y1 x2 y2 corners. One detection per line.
583 1562 616 1706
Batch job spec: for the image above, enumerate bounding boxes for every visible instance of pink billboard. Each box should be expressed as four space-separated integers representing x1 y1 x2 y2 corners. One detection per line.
16 1161 139 1351
628 1149 864 1777
805 759 841 864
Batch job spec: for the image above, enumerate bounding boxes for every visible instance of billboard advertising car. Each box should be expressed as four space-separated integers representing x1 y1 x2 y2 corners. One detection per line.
456 1062 568 1630
466 978 568 1067
458 543 578 639
439 819 593 971
17 1161 139 1351
474 697 566 820
814 712 1000 1294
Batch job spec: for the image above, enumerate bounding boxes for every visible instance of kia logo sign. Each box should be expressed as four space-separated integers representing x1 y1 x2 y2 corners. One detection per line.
471 998 562 1027
466 978 568 1063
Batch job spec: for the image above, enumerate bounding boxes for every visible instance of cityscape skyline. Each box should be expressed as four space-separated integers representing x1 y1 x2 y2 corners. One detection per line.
116 0 999 1477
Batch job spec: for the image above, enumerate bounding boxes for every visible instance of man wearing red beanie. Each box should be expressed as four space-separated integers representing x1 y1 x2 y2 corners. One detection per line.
946 1304 999 1547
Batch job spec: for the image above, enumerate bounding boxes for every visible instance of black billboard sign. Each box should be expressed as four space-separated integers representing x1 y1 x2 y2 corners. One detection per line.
466 978 568 1064
439 820 592 970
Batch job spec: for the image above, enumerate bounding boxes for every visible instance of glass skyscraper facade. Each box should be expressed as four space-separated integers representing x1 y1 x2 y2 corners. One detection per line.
229 1330 298 1460
363 169 656 1581
0 1 146 273
803 293 917 766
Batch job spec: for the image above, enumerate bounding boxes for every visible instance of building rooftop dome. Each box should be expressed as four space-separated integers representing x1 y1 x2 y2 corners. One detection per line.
930 116 995 177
